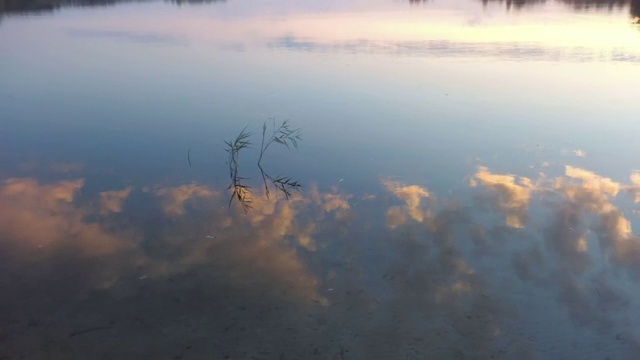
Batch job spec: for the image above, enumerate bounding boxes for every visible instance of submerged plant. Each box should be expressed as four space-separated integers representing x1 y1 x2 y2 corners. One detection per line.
224 119 302 211
224 127 253 212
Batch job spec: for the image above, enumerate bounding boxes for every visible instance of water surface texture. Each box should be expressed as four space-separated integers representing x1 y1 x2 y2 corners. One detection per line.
1 0 640 359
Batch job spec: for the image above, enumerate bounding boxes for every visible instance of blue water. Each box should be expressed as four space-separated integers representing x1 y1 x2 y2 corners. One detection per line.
1 0 640 358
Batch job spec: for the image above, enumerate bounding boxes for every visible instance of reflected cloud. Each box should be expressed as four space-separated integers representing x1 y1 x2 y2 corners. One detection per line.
471 166 535 228
370 204 513 359
551 165 640 277
564 165 621 198
626 170 640 202
99 187 132 215
574 149 586 157
0 178 132 255
543 202 592 273
66 28 188 45
385 206 408 229
0 178 330 305
469 164 640 336
0 176 148 320
2 167 640 358
269 36 640 63
596 209 640 278
383 180 430 228
5 0 638 66
309 185 352 223
145 184 328 304
476 164 640 280
152 183 218 217
373 167 638 355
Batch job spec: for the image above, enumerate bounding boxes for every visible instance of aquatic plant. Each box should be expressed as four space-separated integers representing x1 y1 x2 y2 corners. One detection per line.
224 119 302 210
224 126 253 212
257 118 302 199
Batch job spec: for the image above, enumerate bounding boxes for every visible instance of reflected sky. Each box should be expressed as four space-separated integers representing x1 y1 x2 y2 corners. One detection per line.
1 0 640 358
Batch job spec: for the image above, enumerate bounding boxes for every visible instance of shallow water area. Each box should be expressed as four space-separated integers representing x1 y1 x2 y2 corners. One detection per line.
1 0 640 358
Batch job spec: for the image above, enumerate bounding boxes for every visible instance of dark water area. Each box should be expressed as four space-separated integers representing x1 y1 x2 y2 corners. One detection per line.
1 0 640 358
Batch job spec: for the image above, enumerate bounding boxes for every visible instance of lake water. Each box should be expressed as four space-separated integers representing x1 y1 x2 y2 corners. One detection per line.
1 0 640 358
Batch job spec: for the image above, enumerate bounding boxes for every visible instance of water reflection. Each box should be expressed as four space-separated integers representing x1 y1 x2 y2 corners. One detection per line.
561 0 628 10
1 0 640 357
480 0 546 10
225 120 303 212
170 0 225 4
0 0 126 14
1 0 639 15
1 163 639 358
269 36 640 62
632 0 640 17
481 0 628 10
0 0 222 15
66 28 187 44
479 0 640 24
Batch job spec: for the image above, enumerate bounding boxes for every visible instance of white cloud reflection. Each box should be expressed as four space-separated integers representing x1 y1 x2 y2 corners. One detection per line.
471 166 535 228
383 180 430 228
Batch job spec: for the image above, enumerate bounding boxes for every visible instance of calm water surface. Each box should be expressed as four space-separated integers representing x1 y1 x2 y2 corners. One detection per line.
1 0 640 358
